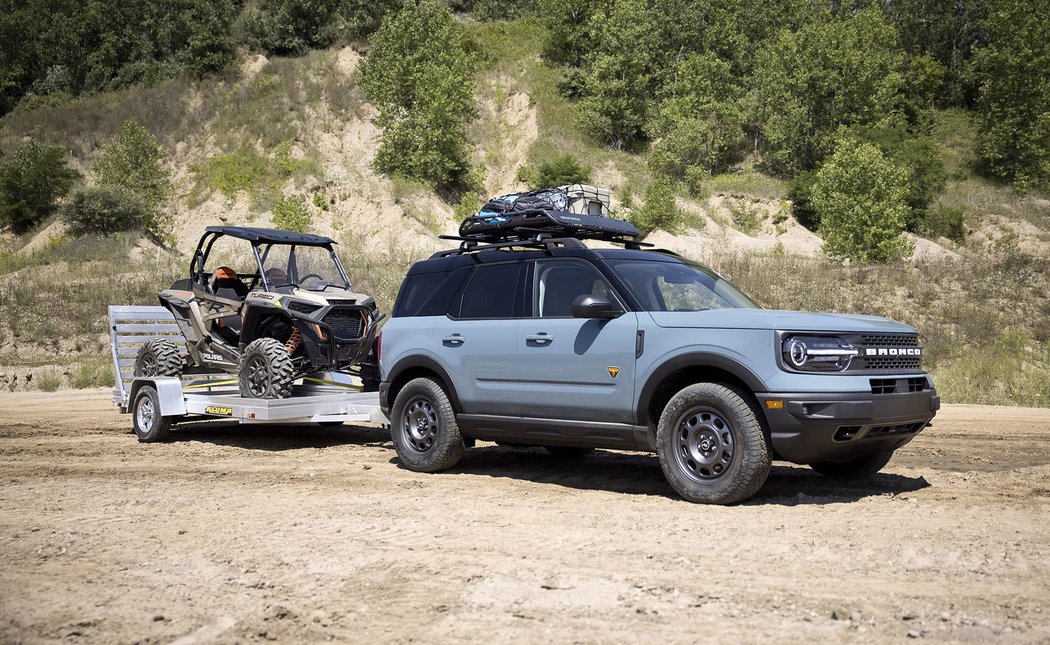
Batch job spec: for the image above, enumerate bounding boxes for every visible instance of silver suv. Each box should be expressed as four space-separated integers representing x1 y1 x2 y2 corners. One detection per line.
379 233 939 504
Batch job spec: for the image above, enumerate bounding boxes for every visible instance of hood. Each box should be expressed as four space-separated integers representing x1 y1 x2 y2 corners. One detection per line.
283 286 374 306
648 309 915 333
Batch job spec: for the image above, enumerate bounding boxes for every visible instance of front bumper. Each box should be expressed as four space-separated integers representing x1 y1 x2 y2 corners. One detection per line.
757 389 940 464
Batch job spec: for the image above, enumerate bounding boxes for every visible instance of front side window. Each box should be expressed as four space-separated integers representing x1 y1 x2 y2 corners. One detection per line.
533 259 614 318
607 259 758 311
457 263 522 319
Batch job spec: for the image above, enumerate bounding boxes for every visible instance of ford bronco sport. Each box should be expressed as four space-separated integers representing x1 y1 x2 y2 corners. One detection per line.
378 210 939 504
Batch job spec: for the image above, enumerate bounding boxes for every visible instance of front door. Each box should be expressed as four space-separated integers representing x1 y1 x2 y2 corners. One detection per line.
516 258 638 424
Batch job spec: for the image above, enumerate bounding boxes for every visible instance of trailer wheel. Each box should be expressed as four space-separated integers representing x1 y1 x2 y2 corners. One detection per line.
238 338 294 399
132 385 172 443
134 339 183 378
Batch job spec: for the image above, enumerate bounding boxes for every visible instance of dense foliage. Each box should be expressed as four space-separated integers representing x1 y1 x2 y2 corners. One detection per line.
93 121 173 238
62 186 149 236
361 0 477 187
0 139 79 234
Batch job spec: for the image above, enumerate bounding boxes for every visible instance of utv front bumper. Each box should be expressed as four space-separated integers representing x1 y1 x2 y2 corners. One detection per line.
294 307 377 369
757 387 940 464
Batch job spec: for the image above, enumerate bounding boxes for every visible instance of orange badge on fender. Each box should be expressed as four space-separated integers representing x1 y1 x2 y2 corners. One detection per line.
608 367 620 379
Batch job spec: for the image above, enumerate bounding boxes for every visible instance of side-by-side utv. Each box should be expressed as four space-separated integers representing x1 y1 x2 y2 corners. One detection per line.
135 226 383 398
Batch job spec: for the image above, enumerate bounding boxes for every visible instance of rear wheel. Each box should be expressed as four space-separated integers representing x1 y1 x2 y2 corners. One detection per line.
238 338 295 399
656 383 771 505
132 385 171 443
134 339 182 378
810 451 893 480
390 377 464 473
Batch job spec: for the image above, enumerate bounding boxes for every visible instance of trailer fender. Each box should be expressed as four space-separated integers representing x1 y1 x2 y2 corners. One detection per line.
128 377 187 417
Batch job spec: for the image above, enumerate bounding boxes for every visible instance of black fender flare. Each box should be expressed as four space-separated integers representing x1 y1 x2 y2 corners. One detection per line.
383 355 463 413
635 352 768 426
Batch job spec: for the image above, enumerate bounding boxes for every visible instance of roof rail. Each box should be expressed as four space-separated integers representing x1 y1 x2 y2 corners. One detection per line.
431 233 590 258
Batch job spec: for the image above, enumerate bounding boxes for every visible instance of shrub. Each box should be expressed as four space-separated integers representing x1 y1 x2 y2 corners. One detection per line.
272 194 311 232
517 154 591 188
0 139 79 233
812 138 912 262
915 203 966 243
788 170 819 231
71 354 114 388
62 186 149 236
93 120 172 236
629 179 682 236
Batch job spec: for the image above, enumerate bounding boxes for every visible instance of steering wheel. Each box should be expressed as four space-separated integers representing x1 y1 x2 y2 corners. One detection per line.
299 273 324 282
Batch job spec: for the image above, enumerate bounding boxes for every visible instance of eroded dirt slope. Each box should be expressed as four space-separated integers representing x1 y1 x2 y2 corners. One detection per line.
1 392 1048 643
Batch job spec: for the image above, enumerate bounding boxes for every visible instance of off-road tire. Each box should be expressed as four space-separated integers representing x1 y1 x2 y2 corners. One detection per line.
656 383 771 505
810 451 893 480
134 339 182 378
132 385 172 443
544 446 595 458
390 377 464 473
238 338 295 399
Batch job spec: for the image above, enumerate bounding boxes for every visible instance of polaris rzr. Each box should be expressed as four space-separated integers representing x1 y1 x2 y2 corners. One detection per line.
134 226 383 398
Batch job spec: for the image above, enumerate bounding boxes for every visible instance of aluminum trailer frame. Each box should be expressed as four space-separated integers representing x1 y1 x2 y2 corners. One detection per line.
109 305 387 426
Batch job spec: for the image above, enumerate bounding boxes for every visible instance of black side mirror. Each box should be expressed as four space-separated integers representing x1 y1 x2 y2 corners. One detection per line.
572 294 623 319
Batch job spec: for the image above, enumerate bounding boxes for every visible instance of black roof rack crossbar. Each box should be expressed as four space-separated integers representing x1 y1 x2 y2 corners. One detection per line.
432 234 588 258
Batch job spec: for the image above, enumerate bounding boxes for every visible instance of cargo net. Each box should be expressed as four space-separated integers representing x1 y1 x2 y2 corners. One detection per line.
458 184 640 243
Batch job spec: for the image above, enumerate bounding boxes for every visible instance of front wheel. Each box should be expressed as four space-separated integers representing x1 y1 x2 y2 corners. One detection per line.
390 377 464 473
656 383 771 505
238 338 295 399
810 451 893 480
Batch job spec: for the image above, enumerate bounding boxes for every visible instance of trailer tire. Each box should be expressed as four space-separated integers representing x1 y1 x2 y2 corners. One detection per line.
134 339 183 378
132 385 172 443
238 338 295 399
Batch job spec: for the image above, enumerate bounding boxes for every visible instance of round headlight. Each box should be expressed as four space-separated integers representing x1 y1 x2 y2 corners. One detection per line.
787 338 808 367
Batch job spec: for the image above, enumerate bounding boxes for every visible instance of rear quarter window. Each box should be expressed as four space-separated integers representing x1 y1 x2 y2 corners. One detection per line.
392 266 470 317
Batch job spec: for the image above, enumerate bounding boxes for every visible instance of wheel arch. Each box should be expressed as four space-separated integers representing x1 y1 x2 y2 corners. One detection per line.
385 356 462 414
636 353 767 428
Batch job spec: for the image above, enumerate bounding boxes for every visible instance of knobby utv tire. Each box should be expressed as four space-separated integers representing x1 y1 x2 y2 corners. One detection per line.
134 339 183 378
132 385 172 443
238 337 295 399
656 382 771 505
390 377 464 473
810 451 894 480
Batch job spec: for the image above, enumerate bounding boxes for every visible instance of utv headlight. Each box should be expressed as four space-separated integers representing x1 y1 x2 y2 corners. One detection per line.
782 336 859 372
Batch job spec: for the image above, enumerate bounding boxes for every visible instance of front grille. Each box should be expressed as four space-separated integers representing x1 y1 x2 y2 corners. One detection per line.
856 355 923 371
870 378 897 395
324 308 364 339
860 334 919 347
870 377 930 394
866 422 927 438
907 377 927 393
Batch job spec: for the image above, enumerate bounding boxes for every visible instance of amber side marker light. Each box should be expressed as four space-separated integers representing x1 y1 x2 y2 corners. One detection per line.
765 400 784 410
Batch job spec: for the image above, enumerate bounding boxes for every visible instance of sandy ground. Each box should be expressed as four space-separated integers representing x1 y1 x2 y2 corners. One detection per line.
0 390 1048 643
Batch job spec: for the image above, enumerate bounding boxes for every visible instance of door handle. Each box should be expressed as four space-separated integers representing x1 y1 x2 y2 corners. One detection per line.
442 334 465 346
525 333 553 344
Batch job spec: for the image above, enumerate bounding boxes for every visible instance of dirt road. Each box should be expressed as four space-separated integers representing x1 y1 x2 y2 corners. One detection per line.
1 390 1048 643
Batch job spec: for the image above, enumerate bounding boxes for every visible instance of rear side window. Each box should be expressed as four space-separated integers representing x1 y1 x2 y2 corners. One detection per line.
393 266 470 317
456 263 523 319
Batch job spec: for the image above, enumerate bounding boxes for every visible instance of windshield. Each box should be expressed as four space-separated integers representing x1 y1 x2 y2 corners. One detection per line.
607 258 758 311
257 243 350 291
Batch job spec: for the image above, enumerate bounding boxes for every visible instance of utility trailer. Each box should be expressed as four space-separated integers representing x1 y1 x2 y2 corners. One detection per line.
109 305 388 442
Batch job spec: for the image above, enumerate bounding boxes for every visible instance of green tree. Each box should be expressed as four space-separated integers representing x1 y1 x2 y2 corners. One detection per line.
518 154 591 188
62 186 149 236
271 194 312 232
538 0 600 66
93 120 173 235
649 52 743 178
750 7 905 173
0 139 79 234
361 0 477 186
577 0 656 149
812 138 912 263
973 0 1050 189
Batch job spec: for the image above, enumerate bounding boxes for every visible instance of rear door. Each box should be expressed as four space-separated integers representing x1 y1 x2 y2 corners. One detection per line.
430 262 524 416
516 258 638 424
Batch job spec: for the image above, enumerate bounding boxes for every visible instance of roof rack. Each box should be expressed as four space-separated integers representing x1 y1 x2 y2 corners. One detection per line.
456 207 647 246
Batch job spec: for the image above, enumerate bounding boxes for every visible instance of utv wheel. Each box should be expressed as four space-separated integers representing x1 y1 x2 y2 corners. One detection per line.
390 377 464 473
132 385 171 443
544 446 595 458
656 383 771 505
810 451 894 480
238 338 295 399
134 339 183 378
